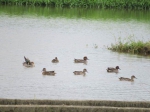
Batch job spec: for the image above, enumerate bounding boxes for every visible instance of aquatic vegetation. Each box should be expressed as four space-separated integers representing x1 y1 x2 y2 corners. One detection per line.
108 36 150 55
0 0 150 9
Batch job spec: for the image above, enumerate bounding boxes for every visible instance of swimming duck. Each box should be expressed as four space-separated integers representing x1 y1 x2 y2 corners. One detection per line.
94 44 98 48
42 68 56 75
107 66 120 73
74 56 89 63
73 69 88 75
52 57 59 63
23 56 35 67
119 75 137 82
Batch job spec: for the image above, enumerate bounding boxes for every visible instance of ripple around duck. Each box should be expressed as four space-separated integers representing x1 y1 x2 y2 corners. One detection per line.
0 12 150 101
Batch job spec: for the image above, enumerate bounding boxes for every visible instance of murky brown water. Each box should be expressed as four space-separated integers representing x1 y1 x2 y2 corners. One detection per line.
0 6 150 101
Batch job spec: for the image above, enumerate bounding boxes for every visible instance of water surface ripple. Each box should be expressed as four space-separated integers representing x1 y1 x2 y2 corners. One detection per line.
0 7 150 101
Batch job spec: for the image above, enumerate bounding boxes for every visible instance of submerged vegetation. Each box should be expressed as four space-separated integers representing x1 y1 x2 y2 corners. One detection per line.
0 0 150 9
108 36 150 55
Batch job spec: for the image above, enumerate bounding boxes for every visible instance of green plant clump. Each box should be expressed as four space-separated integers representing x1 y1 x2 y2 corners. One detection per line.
108 36 150 55
0 0 150 9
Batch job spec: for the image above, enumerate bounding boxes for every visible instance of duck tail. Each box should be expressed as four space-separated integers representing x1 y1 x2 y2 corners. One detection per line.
106 69 109 72
119 77 122 80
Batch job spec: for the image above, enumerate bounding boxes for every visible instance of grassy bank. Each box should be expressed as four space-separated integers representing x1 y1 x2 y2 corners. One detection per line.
108 36 150 55
1 105 150 112
0 0 150 9
1 99 150 108
0 99 150 112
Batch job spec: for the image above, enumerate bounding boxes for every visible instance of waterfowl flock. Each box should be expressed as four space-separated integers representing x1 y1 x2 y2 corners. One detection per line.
23 56 137 82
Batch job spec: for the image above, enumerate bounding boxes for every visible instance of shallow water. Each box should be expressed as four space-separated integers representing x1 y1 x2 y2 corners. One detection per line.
0 6 150 101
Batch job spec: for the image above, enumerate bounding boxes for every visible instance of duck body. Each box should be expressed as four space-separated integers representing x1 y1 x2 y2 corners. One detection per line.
107 66 120 73
23 62 35 67
42 68 56 76
74 56 89 63
119 75 137 82
73 69 88 75
23 56 35 67
52 57 59 63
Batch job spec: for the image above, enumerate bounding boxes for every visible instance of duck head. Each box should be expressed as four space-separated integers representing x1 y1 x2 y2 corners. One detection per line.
131 75 137 79
116 66 121 70
83 69 88 73
42 68 46 72
83 56 89 60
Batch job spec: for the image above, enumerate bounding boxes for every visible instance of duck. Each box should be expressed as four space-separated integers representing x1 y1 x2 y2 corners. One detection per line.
74 56 89 63
73 69 88 75
119 75 137 82
42 68 56 75
23 56 35 67
52 57 59 63
107 66 120 73
94 44 98 48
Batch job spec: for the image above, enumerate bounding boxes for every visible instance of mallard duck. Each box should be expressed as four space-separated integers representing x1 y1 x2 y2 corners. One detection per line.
52 57 59 63
23 56 35 67
42 68 56 75
107 66 120 73
119 75 137 82
74 56 89 63
73 69 88 75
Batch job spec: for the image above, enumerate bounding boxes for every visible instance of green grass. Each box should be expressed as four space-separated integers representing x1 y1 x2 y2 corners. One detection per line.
0 0 150 9
108 36 150 55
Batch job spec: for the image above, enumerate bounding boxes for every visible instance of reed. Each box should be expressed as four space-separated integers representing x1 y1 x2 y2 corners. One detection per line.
108 36 150 55
0 0 150 9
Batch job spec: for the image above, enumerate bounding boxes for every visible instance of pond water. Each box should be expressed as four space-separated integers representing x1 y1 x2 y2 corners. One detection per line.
0 6 150 101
